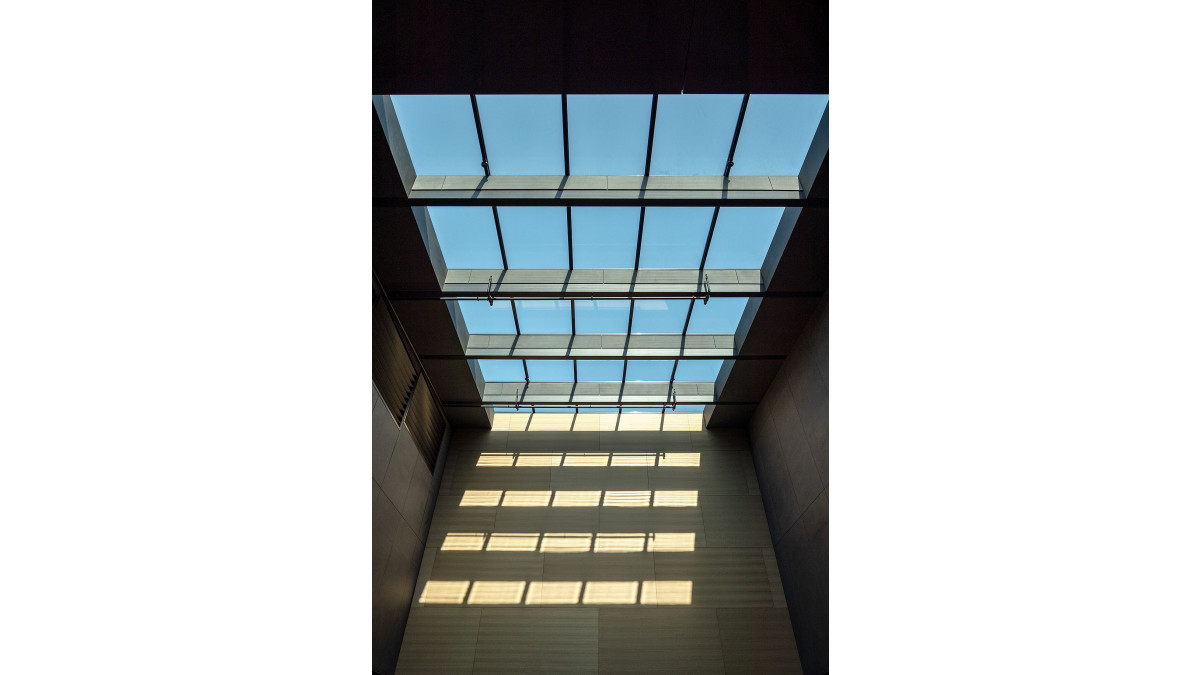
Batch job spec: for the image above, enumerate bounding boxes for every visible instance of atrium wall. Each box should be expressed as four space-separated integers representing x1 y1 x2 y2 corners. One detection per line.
748 297 829 674
396 428 802 672
372 384 447 674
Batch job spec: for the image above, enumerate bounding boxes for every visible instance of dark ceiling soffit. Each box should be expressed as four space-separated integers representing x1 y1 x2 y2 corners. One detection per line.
420 354 786 361
441 400 762 408
384 289 824 300
373 1 828 94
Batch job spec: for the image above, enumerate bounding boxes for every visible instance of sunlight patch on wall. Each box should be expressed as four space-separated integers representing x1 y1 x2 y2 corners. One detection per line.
418 579 693 606
474 452 701 467
439 531 697 553
459 489 700 508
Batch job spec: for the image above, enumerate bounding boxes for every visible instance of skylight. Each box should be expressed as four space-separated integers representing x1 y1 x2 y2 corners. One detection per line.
648 95 743 175
730 95 828 175
566 95 652 175
375 93 827 412
638 207 711 268
685 298 750 335
389 95 483 175
703 207 786 269
570 207 640 268
513 300 572 333
426 207 503 268
475 95 564 174
575 300 631 334
496 207 569 268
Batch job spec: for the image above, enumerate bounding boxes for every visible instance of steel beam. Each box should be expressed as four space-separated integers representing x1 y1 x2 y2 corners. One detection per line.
403 174 816 207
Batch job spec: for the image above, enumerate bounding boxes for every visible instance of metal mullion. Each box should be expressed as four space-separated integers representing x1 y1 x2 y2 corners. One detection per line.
618 359 629 405
510 299 521 334
566 207 573 270
492 206 508 269
724 94 750 177
633 95 657 274
470 94 491 177
680 297 697 337
522 359 530 383
633 207 645 272
666 358 680 413
644 94 658 176
562 94 570 175
697 206 721 271
570 299 576 334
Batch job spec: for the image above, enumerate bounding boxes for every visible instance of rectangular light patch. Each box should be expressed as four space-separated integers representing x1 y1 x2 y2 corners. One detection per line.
475 453 515 467
500 490 551 507
419 581 470 604
485 533 541 552
653 490 698 507
646 532 696 552
525 581 582 605
441 533 487 551
610 453 655 466
658 452 701 467
641 580 692 605
603 490 651 507
460 490 502 507
540 533 593 553
561 454 610 467
467 581 527 605
582 581 639 604
552 490 601 507
594 533 646 552
515 453 562 466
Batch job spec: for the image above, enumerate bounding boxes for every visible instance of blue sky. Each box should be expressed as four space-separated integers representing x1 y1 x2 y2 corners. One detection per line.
388 95 824 386
390 93 827 177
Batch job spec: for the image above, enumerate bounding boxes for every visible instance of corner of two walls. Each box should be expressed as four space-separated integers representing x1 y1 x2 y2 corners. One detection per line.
748 297 829 675
371 384 449 675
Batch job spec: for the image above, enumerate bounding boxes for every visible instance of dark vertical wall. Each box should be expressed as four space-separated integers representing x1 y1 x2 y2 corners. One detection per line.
748 297 828 675
372 384 448 675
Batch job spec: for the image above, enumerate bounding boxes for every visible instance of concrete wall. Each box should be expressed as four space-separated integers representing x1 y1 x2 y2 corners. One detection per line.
748 298 829 675
372 384 448 675
397 428 802 673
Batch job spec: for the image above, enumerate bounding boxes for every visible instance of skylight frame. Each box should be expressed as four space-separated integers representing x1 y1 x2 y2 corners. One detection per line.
375 93 828 411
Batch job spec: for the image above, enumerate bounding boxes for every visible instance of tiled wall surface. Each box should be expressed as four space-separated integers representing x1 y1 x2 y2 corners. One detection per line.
396 429 802 673
373 384 445 675
748 298 828 675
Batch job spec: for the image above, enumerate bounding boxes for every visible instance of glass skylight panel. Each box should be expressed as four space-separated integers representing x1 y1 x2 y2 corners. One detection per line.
625 360 674 381
639 207 711 268
514 300 572 333
575 299 631 333
571 207 640 268
476 95 565 174
673 359 725 382
567 95 653 175
426 207 504 268
649 95 743 175
703 207 785 269
685 297 749 334
457 300 517 334
496 207 569 268
526 360 574 381
730 95 828 176
577 360 623 381
631 299 689 334
389 95 484 175
478 359 526 381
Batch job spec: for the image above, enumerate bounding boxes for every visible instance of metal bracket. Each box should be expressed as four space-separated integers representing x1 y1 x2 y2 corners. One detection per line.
487 275 495 306
702 274 711 305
